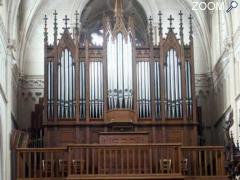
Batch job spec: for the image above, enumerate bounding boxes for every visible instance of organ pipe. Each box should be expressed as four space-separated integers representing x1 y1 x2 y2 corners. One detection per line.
164 49 182 119
48 60 54 118
90 61 103 119
79 61 86 119
107 33 133 110
185 61 192 118
137 62 151 118
154 62 161 119
57 49 76 118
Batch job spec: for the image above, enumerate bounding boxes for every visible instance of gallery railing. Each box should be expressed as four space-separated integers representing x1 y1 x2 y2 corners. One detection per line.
16 144 226 179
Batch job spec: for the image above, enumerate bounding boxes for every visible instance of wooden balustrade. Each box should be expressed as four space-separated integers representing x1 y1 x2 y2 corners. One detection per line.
16 144 226 179
17 148 67 179
181 146 226 176
68 144 182 176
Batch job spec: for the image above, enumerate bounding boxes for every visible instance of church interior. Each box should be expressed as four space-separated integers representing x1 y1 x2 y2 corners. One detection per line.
1 0 240 179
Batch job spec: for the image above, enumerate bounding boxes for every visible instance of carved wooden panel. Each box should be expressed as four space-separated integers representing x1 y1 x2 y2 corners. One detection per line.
49 128 76 146
99 132 148 144
166 129 183 143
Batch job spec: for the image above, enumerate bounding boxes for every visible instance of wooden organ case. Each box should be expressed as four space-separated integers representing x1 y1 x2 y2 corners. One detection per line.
43 0 197 147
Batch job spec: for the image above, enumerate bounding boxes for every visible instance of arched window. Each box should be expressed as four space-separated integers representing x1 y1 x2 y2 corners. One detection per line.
164 49 182 118
57 49 76 118
107 33 133 109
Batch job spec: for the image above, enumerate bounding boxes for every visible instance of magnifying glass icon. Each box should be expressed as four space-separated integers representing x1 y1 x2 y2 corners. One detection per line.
226 1 238 12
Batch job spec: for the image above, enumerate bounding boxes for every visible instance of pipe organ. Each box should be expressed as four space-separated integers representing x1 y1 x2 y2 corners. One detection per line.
43 0 197 147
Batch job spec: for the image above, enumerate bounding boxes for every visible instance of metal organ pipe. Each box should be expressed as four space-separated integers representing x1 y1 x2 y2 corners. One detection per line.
79 61 86 119
166 51 171 117
137 61 151 118
123 36 131 108
165 49 182 119
73 60 75 117
60 51 64 117
89 61 103 119
48 60 54 118
178 60 182 117
143 62 146 117
100 61 103 117
90 62 93 118
117 33 122 108
48 60 50 117
107 33 133 110
173 51 176 117
63 50 66 117
154 62 161 119
57 49 75 118
185 61 192 118
175 54 179 118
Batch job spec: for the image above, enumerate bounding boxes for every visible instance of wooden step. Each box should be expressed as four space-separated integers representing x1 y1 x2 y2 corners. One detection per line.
185 176 229 180
66 174 185 180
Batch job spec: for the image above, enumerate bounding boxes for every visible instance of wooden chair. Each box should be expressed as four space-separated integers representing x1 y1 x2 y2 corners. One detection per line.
182 158 189 175
42 160 54 177
72 159 85 174
159 159 172 173
58 159 68 177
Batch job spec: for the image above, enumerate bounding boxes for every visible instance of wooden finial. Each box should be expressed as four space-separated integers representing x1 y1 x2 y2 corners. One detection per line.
74 11 80 33
53 10 58 44
179 11 184 43
53 10 58 33
112 0 128 39
158 11 163 38
128 15 134 35
44 14 48 30
114 0 124 18
63 15 70 30
189 14 193 41
168 15 175 31
149 16 153 43
44 14 48 40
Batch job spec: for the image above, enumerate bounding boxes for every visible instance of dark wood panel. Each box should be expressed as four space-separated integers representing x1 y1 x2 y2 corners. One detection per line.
99 132 148 144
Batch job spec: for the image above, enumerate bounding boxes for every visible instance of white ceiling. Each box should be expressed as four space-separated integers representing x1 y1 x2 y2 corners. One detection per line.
7 0 211 75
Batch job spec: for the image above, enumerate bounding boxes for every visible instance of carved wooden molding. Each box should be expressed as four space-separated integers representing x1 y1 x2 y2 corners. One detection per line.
112 0 128 39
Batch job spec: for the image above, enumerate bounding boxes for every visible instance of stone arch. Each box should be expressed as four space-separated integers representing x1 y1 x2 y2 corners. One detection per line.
18 0 211 77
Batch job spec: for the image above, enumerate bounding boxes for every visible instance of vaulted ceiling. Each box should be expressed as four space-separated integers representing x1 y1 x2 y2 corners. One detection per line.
6 0 211 76
80 0 148 42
